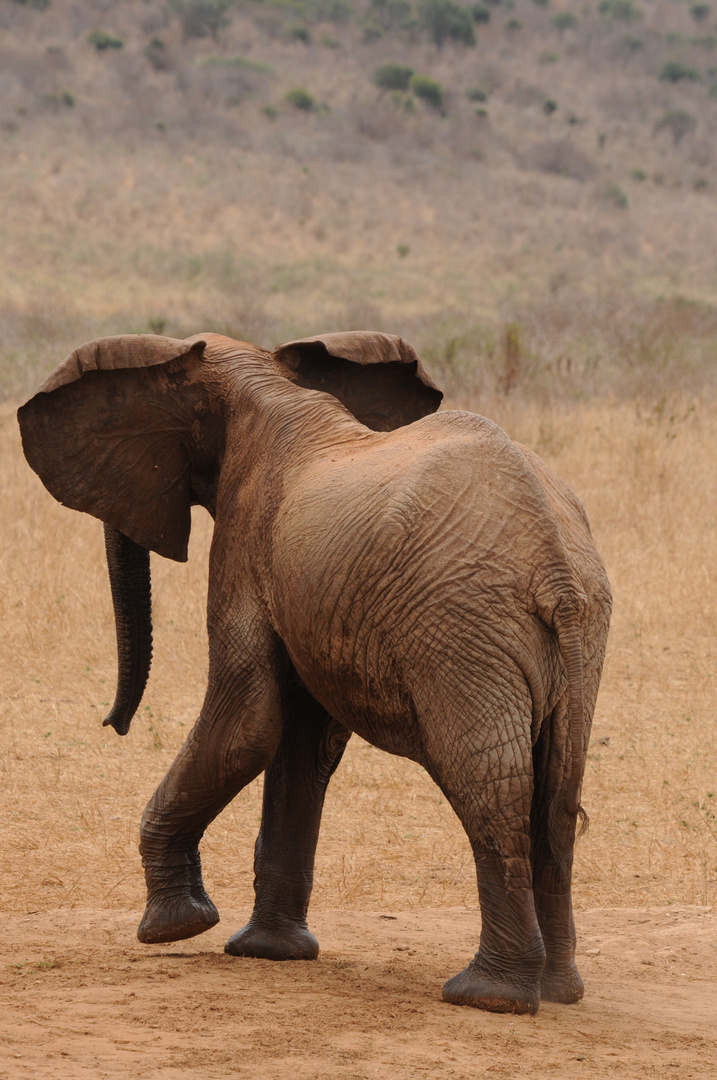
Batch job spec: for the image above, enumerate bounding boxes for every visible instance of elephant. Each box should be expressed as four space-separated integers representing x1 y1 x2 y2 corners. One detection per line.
17 329 611 1016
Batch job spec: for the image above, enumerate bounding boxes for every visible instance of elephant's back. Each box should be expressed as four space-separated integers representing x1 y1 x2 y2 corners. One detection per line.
273 417 563 646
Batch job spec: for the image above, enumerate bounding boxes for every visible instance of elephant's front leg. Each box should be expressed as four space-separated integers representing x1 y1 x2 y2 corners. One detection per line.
225 683 351 960
137 671 283 945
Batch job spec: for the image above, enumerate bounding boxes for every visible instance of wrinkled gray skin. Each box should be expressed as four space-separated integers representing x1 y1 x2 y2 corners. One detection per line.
18 331 611 1015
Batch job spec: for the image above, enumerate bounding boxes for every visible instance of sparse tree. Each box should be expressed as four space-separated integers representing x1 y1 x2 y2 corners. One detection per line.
416 0 476 47
655 109 697 145
168 0 233 42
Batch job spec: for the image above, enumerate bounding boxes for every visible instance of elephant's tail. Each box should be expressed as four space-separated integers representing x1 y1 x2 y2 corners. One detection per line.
535 588 589 853
552 602 586 820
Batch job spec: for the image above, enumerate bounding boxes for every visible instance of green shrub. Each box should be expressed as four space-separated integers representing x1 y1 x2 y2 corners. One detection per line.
285 87 315 111
303 0 352 22
168 0 232 41
505 16 522 30
598 0 642 21
8 0 50 9
145 37 172 71
471 3 491 23
60 90 75 107
361 19 385 40
370 0 412 29
87 30 124 50
630 167 647 180
603 182 629 208
690 2 712 21
654 109 697 144
410 73 445 109
532 0 549 6
397 243 410 257
543 97 557 114
263 104 279 119
551 11 577 31
416 0 476 47
659 60 702 82
466 85 488 101
288 23 312 41
373 62 414 91
621 33 643 53
710 82 717 98
321 34 341 46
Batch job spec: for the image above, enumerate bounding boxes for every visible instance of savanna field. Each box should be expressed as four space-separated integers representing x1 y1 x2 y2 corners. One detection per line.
1 0 716 1076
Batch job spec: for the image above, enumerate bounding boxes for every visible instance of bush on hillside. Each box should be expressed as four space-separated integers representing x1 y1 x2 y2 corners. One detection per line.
373 62 414 91
526 139 597 180
551 11 577 31
654 109 697 144
659 60 702 83
690 2 712 21
296 0 352 23
87 30 124 50
416 0 476 47
145 38 172 71
361 20 385 41
471 4 491 23
370 0 412 30
602 181 629 208
168 0 232 41
285 87 315 110
620 33 643 54
410 73 445 109
598 0 642 21
288 23 312 41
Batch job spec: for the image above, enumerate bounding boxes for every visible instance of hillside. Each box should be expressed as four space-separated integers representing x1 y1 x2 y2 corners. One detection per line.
2 0 717 398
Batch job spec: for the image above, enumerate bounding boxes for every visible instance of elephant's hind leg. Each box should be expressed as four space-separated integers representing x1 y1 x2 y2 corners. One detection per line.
225 683 350 960
137 665 284 945
425 704 545 1014
531 698 584 1004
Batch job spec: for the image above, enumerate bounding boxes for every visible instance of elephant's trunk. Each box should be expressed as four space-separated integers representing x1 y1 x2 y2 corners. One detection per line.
103 524 153 736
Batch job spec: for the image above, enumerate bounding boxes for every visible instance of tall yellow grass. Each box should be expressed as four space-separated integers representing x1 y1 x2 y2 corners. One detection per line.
2 393 714 917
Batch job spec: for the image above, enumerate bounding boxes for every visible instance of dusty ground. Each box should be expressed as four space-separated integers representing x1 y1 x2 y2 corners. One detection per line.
2 396 716 1077
0 906 715 1079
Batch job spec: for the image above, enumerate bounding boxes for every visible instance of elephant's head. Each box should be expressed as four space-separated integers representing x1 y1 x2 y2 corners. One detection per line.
18 330 442 732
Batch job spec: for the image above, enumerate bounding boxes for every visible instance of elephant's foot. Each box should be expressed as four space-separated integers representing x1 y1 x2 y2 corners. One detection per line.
442 959 540 1015
224 914 319 961
539 962 584 1004
137 887 219 945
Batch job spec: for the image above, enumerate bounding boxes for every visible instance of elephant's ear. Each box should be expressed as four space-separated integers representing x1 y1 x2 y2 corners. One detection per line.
273 331 442 430
17 335 208 562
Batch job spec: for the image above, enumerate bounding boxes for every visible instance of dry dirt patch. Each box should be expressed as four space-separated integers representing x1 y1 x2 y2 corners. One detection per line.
0 906 715 1079
2 399 716 1077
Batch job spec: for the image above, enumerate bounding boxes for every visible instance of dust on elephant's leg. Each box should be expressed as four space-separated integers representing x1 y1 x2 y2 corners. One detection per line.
532 846 583 1003
531 708 584 1004
426 712 545 1014
225 687 351 960
137 673 283 946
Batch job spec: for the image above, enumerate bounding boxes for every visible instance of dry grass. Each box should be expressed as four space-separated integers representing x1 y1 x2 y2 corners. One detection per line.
1 0 715 923
2 393 715 918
